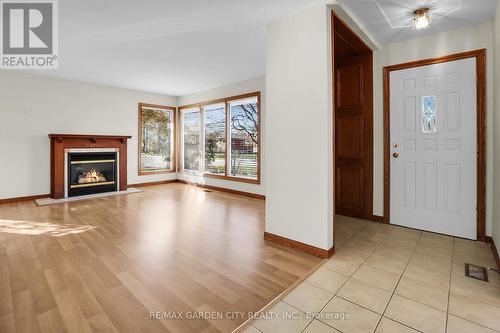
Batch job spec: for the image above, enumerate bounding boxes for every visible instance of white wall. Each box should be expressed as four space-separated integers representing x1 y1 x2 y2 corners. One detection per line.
0 71 177 199
177 77 265 195
265 3 333 250
372 21 495 236
493 0 500 247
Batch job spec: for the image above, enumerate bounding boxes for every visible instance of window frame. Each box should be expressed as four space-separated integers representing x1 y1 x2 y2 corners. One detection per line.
178 91 261 184
138 103 177 176
179 106 202 174
202 102 227 176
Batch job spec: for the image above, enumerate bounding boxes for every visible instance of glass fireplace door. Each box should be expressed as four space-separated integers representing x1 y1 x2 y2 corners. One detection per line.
68 152 118 197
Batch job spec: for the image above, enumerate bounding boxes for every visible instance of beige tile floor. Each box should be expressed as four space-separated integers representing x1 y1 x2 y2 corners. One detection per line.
245 216 500 333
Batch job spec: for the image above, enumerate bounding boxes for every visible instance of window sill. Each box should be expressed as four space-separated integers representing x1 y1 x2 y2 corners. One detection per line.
179 170 260 185
138 169 176 176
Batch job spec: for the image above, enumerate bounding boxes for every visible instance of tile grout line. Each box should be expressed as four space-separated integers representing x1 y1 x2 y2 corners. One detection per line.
280 300 320 332
444 237 455 332
299 222 379 333
328 270 450 324
298 224 368 333
309 224 396 332
334 289 446 323
376 235 499 332
378 317 425 333
251 221 367 333
372 230 423 333
263 225 498 333
447 240 500 332
390 292 446 313
246 256 328 333
447 297 500 331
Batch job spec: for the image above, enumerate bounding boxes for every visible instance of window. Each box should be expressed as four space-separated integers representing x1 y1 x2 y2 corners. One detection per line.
204 103 226 175
179 92 260 183
181 107 201 172
138 103 176 175
229 97 259 179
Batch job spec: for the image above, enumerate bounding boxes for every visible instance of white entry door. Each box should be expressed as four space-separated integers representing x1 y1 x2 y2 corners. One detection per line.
390 58 477 239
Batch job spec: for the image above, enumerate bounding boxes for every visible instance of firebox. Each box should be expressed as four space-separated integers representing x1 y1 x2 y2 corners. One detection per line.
67 152 118 197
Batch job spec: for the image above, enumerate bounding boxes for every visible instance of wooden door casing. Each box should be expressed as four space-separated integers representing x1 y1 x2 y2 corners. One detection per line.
388 58 477 239
335 53 373 219
382 49 487 241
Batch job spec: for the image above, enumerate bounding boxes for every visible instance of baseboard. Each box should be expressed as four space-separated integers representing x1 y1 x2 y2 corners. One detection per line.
486 236 500 270
0 194 50 205
335 208 364 220
0 178 263 204
368 215 384 223
128 179 177 187
264 232 334 258
335 209 384 224
176 179 265 200
335 213 385 224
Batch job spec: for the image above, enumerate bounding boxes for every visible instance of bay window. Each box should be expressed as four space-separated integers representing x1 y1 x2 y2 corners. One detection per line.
179 92 260 184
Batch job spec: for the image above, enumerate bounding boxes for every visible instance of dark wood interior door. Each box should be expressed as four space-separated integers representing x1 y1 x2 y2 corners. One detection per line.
335 53 373 219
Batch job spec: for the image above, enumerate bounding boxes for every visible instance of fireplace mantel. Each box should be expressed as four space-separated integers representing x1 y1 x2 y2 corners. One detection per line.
49 134 131 143
49 134 132 199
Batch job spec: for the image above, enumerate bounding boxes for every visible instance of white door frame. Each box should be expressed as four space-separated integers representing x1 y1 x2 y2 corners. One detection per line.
383 49 486 241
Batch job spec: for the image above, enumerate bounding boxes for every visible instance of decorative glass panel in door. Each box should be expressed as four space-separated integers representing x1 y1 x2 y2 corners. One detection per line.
422 95 437 133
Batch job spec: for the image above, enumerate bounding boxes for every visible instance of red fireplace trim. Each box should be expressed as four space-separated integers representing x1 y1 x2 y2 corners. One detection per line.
49 134 132 199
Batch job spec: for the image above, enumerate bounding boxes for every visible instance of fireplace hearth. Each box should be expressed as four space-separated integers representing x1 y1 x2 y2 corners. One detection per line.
68 152 118 197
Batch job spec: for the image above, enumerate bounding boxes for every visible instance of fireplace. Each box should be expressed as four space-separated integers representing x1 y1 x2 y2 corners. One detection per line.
49 134 131 199
67 151 118 197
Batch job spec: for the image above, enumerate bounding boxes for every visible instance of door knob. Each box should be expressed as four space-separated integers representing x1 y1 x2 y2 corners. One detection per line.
393 152 400 158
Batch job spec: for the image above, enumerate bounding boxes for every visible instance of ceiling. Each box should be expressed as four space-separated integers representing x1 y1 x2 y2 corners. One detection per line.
39 0 322 96
337 0 497 47
32 0 497 96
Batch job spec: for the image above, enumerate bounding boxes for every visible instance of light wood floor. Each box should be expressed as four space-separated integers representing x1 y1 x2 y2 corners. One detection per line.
0 183 321 333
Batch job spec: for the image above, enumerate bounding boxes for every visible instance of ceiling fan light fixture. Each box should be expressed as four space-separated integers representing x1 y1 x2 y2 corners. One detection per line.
413 7 431 30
